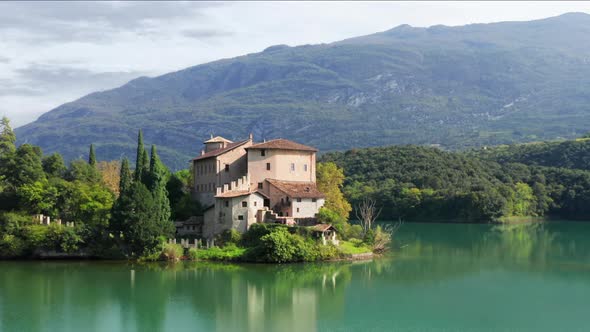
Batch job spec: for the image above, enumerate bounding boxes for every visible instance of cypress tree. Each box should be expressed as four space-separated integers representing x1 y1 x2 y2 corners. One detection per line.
140 148 150 186
134 129 145 182
147 145 173 236
88 144 96 166
119 158 132 194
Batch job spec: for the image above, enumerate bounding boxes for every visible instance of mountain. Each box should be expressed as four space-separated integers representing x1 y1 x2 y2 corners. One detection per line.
15 13 590 169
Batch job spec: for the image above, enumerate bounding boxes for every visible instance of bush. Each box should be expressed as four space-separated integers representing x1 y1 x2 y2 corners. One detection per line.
0 234 26 257
317 243 339 261
217 228 242 247
0 212 33 234
259 227 298 263
44 225 83 253
241 223 285 247
161 243 184 261
256 227 319 263
346 224 364 240
187 248 198 261
372 225 392 254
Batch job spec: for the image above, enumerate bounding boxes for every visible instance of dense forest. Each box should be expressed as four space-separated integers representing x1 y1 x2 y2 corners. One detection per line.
321 142 590 222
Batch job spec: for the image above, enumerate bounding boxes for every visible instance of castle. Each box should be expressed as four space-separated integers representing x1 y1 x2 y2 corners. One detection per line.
192 135 326 238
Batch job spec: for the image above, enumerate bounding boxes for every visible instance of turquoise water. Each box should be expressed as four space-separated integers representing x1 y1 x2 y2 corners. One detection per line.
1 222 590 331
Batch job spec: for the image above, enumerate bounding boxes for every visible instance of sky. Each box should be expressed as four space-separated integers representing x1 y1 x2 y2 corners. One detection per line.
1 1 589 128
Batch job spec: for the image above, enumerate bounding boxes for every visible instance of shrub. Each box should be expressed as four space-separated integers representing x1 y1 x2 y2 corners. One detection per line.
44 225 83 253
363 228 376 245
372 225 392 254
346 224 364 240
217 228 242 246
241 223 285 247
0 212 33 234
260 227 298 263
187 248 198 261
0 234 26 257
317 243 339 261
161 243 184 261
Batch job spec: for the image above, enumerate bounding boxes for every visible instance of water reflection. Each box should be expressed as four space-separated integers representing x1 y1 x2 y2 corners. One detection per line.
2 221 590 332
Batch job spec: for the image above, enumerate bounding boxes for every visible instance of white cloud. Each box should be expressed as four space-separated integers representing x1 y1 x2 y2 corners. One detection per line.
0 1 589 127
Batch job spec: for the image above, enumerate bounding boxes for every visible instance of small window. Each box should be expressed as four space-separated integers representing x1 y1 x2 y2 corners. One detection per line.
261 149 266 156
286 212 289 217
297 198 302 202
225 200 229 207
258 182 263 189
266 163 271 170
312 198 317 202
304 164 308 172
225 164 230 172
254 201 257 207
290 163 295 171
242 201 247 207
296 208 300 213
238 215 244 220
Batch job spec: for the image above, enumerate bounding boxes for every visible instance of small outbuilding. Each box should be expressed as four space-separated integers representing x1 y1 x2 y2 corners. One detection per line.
311 223 339 245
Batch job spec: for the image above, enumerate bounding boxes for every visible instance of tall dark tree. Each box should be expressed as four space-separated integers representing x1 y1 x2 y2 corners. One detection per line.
88 144 96 166
147 145 173 235
119 158 132 194
110 182 159 256
134 130 148 183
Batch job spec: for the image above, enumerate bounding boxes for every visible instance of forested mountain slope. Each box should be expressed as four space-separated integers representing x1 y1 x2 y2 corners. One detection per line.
15 13 590 169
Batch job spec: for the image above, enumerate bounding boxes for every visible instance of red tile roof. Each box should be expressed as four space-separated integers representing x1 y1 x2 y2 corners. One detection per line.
215 190 250 198
192 139 249 161
266 179 325 198
247 139 317 152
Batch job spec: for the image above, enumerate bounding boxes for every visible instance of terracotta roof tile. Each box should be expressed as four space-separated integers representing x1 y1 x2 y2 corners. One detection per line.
192 139 249 161
266 179 325 198
247 139 317 152
215 190 251 198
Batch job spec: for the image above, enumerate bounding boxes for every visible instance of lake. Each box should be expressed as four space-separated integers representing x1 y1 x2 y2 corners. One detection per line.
2 221 590 332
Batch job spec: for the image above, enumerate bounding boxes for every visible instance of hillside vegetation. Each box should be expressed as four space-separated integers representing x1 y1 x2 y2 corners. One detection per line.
321 143 590 222
15 13 590 169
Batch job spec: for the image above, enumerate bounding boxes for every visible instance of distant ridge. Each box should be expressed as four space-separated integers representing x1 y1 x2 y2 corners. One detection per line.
15 12 590 169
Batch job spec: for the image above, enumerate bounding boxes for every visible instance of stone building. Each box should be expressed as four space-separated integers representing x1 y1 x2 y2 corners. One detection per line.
192 135 325 238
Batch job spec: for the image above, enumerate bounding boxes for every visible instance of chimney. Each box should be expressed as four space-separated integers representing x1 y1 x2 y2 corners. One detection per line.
249 133 253 141
201 150 205 156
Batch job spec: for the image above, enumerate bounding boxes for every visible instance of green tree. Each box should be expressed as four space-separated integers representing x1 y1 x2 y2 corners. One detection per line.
111 182 160 256
317 162 352 220
0 117 16 155
66 160 101 183
119 158 132 194
5 144 45 189
134 130 149 183
147 145 173 235
42 153 67 178
88 144 96 166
